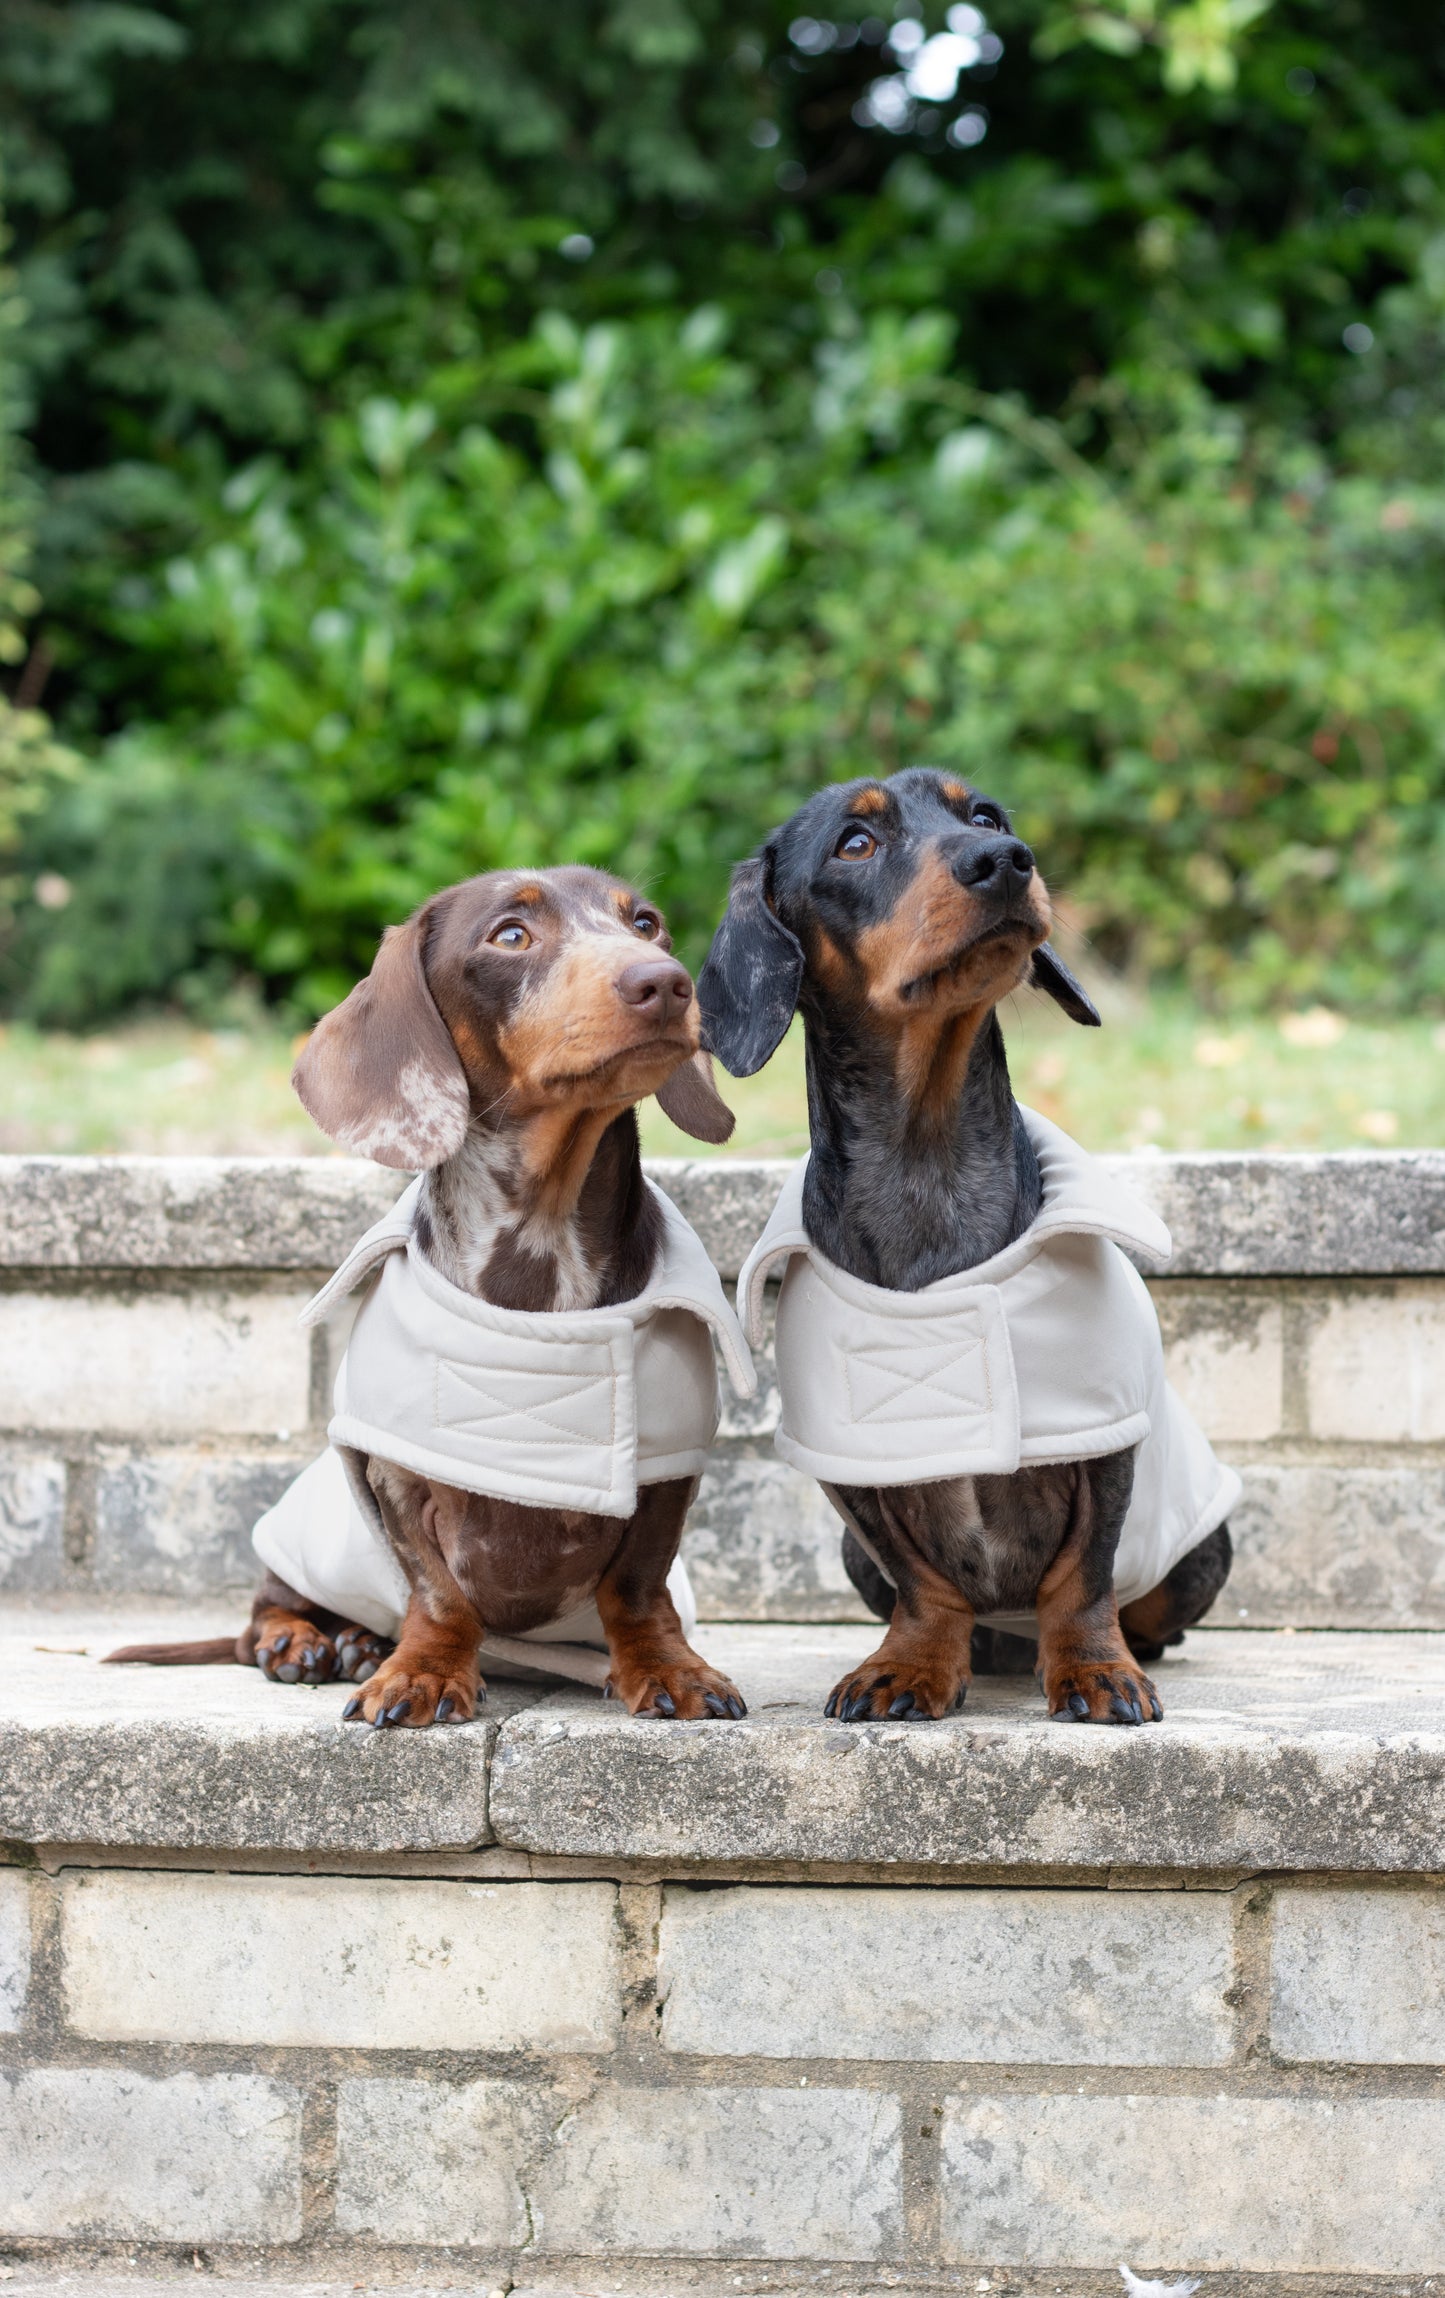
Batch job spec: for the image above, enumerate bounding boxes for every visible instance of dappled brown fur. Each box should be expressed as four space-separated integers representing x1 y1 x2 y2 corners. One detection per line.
108 866 744 1728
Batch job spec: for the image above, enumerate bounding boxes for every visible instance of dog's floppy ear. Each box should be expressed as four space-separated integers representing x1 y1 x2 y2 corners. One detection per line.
292 910 471 1168
697 854 805 1077
1031 943 1102 1027
655 1048 736 1145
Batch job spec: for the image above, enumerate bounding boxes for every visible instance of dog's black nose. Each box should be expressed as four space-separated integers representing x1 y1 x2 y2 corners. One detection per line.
617 957 692 1011
953 834 1035 892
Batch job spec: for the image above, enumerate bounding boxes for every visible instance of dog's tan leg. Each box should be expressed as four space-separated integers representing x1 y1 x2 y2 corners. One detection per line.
341 1586 483 1728
1035 1466 1162 1725
595 1478 747 1719
823 1502 975 1721
340 1467 484 1727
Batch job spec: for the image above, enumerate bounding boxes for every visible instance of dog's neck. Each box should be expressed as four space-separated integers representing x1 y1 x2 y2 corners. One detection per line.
799 1000 1042 1289
414 1107 661 1311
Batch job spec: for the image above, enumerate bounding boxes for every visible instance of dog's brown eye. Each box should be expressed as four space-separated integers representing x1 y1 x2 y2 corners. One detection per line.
836 827 878 861
489 922 532 950
632 911 661 939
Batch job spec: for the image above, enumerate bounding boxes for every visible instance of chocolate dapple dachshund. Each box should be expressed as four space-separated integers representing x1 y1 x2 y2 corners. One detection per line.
108 865 749 1728
698 769 1231 1727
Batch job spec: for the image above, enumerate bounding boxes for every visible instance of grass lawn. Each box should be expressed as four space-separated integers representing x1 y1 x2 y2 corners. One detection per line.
2 983 1441 1159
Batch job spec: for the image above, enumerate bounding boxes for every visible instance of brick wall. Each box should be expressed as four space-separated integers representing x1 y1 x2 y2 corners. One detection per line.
5 1862 1445 2273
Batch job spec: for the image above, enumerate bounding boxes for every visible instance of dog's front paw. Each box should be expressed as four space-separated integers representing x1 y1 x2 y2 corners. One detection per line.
824 1653 968 1722
341 1652 484 1729
1046 1655 1162 1725
605 1658 747 1720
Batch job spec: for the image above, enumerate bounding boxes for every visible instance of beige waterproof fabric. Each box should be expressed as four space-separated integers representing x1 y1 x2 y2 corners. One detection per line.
737 1109 1240 1622
251 1176 754 1683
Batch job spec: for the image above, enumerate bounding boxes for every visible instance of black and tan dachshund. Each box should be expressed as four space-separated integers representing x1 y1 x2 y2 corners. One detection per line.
698 768 1230 1726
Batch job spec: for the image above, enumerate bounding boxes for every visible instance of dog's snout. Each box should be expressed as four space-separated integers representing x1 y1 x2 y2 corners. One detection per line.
953 834 1035 892
617 956 693 1013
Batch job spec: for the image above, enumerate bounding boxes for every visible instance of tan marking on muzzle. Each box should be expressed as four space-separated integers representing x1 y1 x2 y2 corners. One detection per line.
857 850 1051 1014
497 927 700 1103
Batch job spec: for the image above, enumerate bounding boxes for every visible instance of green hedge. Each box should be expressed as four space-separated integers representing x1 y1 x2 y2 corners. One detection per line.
14 289 1445 1017
3 1 1445 1016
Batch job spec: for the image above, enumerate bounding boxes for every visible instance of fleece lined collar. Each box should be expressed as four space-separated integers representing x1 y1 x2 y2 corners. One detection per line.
739 1106 1172 1347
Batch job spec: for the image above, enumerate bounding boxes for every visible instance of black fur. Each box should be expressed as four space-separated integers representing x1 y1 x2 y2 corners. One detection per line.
698 854 805 1077
1030 942 1102 1025
706 767 1230 1700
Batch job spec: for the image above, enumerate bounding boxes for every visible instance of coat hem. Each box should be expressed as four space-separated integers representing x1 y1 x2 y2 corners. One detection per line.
326 1414 638 1518
780 1409 1153 1488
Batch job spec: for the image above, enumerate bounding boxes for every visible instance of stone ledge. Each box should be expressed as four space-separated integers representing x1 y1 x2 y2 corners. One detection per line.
1097 1146 1445 1277
0 1157 402 1273
490 1625 1445 1875
8 1610 1445 1872
2 1148 1443 1278
0 1605 534 1853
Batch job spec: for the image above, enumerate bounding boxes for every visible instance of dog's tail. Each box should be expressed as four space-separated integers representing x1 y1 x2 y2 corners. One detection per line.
103 1636 242 1666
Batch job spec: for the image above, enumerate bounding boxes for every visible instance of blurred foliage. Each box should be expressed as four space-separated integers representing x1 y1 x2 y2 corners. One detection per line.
1 0 1445 1017
0 169 75 880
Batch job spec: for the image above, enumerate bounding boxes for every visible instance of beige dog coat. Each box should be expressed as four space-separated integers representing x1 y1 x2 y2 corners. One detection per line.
252 1177 755 1684
737 1110 1239 1628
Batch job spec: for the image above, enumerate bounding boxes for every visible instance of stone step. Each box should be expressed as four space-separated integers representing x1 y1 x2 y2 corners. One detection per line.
5 1606 1445 2284
4 2275 841 2298
0 2270 753 2288
5 1605 1445 1872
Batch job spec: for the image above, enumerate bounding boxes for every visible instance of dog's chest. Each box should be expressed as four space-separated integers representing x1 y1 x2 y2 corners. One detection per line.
905 1475 1008 1606
888 1470 1071 1614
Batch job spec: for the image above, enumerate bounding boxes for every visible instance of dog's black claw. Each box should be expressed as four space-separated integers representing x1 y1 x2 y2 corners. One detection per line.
354 1659 377 1683
1128 1695 1144 1724
888 1692 916 1718
602 1680 615 1701
341 1696 361 1721
436 1697 454 1722
370 1709 389 1729
272 1633 290 1655
1149 1693 1163 1720
1067 1692 1090 1719
824 1691 840 1718
255 1646 272 1671
276 1661 300 1684
844 1692 872 1722
725 1694 747 1719
653 1690 677 1717
702 1693 727 1717
385 1699 411 1724
1109 1694 1138 1725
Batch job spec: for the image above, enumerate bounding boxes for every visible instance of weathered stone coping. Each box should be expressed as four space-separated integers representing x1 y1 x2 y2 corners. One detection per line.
0 1606 522 1855
1 1148 1442 1278
7 1609 1445 1873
